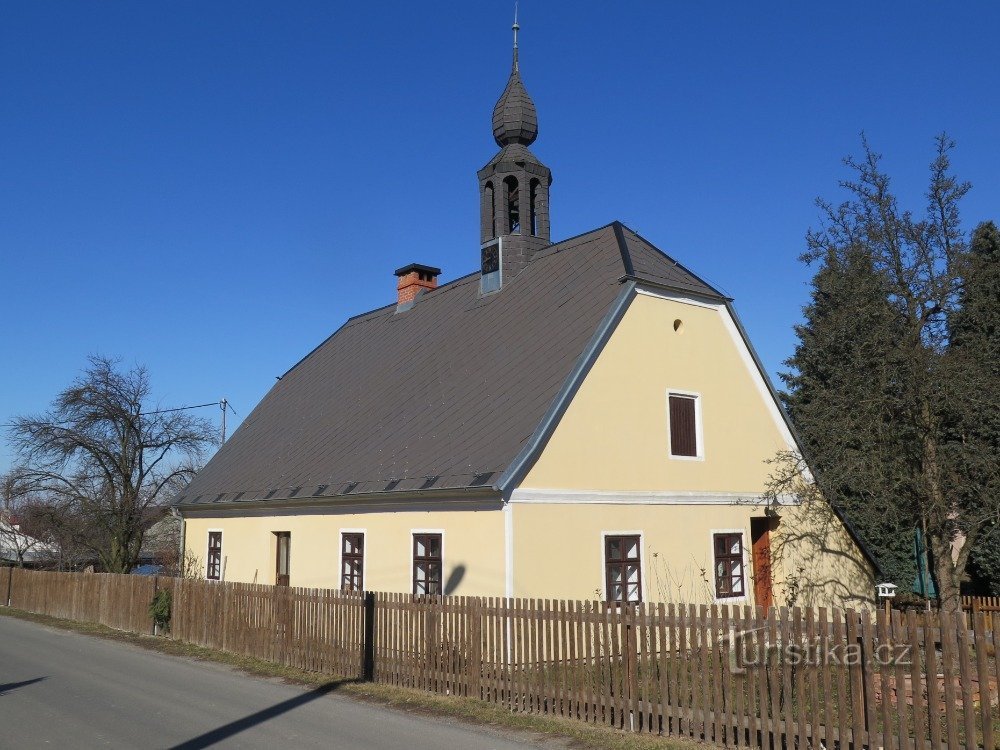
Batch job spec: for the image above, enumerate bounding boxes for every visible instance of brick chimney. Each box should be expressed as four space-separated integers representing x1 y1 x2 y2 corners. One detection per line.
394 263 441 309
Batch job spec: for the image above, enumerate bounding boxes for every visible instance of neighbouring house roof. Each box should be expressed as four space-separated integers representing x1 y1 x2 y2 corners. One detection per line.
0 520 56 564
175 222 725 508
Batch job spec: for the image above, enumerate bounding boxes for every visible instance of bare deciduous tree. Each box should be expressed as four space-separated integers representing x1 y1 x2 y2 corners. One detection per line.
7 356 216 573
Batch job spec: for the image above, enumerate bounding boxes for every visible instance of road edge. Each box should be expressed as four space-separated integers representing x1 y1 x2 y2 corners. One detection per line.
0 605 695 750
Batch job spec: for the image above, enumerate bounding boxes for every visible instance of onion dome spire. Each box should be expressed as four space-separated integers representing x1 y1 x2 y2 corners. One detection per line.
491 6 538 147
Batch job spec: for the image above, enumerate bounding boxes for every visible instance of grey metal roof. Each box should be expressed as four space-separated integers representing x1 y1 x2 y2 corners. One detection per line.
492 62 537 147
175 223 725 507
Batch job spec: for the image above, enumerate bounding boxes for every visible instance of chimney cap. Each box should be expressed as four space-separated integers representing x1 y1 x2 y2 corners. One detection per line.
394 263 442 277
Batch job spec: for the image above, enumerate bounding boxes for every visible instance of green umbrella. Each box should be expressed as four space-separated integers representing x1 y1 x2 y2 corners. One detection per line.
913 526 937 598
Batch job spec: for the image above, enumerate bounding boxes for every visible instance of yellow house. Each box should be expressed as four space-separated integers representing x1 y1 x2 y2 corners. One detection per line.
175 31 876 611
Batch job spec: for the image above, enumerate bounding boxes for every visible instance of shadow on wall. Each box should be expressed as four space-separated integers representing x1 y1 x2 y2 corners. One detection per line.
444 565 465 595
762 452 877 610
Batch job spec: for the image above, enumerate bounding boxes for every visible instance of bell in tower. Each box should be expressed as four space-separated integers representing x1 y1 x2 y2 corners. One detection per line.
478 13 552 293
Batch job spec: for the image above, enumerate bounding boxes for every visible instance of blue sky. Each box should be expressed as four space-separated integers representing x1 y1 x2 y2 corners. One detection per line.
2 2 998 472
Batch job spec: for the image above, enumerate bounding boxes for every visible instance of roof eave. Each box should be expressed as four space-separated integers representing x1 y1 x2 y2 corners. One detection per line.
722 299 883 578
174 485 501 514
623 275 731 303
496 279 638 494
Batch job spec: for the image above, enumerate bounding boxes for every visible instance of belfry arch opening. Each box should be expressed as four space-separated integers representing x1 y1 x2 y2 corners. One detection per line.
504 176 520 234
529 178 540 236
485 181 496 238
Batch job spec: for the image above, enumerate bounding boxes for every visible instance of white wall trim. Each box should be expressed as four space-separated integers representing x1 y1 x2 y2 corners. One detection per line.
635 286 720 310
337 528 366 591
510 488 797 506
666 388 705 461
503 502 514 598
600 531 647 603
709 527 750 605
718 307 799 453
410 528 445 595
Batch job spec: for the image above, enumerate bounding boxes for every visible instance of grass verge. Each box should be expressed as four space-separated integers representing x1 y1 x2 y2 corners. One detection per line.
0 606 696 750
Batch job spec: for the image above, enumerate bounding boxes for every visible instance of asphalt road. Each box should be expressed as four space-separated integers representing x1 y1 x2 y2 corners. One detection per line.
0 615 557 749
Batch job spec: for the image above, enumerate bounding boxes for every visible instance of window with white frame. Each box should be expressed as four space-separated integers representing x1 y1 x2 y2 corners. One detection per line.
713 532 745 598
412 533 442 595
341 532 364 591
605 535 642 604
206 531 222 580
668 393 699 457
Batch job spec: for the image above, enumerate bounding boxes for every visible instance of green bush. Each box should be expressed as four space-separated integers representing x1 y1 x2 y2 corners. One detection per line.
149 588 172 633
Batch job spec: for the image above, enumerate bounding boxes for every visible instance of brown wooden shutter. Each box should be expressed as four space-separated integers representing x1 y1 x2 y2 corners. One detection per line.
669 394 698 457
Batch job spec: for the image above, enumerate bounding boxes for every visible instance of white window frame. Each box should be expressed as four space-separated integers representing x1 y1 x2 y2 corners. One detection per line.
666 389 705 461
410 529 446 596
205 528 224 581
338 528 366 591
709 528 749 604
599 530 646 603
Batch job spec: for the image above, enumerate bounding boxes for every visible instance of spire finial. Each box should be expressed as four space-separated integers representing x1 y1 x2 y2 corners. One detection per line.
512 3 519 71
492 1 537 148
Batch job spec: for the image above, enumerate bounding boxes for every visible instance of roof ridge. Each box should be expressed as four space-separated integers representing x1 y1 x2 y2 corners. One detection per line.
611 221 635 276
279 272 484 380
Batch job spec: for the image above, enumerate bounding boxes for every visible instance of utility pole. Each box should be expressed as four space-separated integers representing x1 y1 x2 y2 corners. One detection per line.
220 398 228 443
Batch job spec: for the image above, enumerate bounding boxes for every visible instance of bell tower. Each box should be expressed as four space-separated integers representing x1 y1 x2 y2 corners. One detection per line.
477 13 552 293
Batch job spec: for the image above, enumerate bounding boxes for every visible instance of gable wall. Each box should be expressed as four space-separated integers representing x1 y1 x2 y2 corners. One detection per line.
521 291 790 493
512 290 875 608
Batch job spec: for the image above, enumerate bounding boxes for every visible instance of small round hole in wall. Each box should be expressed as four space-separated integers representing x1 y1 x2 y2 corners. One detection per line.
673 319 684 334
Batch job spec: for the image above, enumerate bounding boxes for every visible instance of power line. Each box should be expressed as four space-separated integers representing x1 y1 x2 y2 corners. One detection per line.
139 402 218 416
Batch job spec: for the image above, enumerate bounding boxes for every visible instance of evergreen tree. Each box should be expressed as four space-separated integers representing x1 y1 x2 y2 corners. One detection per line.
950 221 1000 594
782 246 915 587
780 135 997 611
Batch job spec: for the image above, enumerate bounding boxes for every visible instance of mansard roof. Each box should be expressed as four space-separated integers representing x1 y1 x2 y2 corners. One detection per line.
175 223 725 508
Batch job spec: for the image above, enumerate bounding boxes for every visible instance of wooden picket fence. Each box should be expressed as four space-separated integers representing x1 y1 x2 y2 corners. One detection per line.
170 578 365 677
965 597 1000 613
4 566 159 633
3 567 998 749
370 594 999 750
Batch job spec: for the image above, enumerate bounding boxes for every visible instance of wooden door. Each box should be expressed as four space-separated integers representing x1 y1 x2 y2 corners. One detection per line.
750 517 775 612
275 531 291 586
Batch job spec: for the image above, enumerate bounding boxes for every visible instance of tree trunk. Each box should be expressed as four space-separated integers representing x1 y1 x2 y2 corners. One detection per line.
931 534 962 614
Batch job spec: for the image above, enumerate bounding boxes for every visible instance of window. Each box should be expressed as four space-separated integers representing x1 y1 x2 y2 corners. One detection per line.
605 535 642 604
206 531 222 580
412 533 442 595
275 531 291 586
668 393 699 457
713 533 745 599
341 533 364 592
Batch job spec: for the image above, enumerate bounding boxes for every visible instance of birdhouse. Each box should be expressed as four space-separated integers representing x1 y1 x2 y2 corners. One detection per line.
877 582 898 599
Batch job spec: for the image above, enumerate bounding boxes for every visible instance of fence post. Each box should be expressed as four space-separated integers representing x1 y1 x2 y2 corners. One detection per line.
152 575 159 635
625 606 638 732
4 565 12 607
470 597 483 700
363 591 376 681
